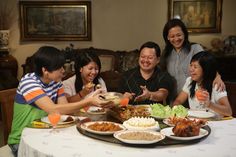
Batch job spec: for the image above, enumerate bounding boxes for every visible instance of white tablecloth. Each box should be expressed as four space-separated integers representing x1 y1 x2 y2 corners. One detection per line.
18 119 236 157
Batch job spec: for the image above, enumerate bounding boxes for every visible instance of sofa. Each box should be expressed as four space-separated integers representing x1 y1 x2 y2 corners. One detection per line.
22 47 139 92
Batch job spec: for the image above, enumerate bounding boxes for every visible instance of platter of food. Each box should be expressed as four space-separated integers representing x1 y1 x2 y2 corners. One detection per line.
76 121 211 146
114 130 165 144
107 105 151 122
80 121 126 135
150 104 188 120
41 115 76 125
188 110 215 119
123 117 160 131
163 117 208 127
101 92 123 105
160 127 209 141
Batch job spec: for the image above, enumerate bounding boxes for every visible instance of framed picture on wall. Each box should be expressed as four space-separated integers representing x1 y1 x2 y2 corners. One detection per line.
19 1 91 41
168 0 222 33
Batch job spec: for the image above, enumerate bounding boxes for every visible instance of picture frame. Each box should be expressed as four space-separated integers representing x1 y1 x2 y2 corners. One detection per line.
168 0 222 33
19 1 91 41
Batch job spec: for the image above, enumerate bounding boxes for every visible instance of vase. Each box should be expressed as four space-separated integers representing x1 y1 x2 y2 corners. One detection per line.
0 30 10 50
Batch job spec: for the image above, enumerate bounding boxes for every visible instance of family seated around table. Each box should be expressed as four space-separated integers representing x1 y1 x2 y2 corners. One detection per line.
7 46 111 157
7 18 233 157
173 51 232 117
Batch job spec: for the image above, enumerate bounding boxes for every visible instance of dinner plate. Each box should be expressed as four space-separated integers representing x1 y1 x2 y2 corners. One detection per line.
41 115 76 125
150 115 167 120
86 106 106 114
114 130 165 144
163 118 208 127
80 121 126 135
188 110 215 118
160 127 209 141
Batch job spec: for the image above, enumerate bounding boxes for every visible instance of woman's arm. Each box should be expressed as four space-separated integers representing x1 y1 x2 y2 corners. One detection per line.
35 94 110 115
204 96 232 117
172 91 188 106
134 87 168 102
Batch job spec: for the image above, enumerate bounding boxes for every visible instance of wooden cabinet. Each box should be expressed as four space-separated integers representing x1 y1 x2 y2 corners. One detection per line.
0 53 19 90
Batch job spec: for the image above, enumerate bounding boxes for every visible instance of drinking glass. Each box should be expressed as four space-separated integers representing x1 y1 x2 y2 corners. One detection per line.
48 111 61 133
195 89 207 109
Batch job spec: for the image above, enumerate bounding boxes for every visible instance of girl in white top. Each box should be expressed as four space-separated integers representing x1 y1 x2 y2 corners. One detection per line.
63 51 107 102
173 51 232 117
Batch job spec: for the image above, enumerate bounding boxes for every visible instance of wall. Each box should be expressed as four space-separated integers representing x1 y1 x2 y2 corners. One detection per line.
4 0 236 79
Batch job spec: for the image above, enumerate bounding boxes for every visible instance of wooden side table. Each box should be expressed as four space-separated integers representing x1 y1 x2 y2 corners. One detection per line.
0 51 19 90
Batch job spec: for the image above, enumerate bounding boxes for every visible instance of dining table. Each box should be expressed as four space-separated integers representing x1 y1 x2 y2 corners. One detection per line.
18 117 236 157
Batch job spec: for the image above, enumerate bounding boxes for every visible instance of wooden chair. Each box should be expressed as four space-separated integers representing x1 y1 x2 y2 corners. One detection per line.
225 82 236 117
0 88 16 145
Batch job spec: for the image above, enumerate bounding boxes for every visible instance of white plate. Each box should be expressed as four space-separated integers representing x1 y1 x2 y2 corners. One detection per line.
41 115 76 125
160 127 209 141
86 106 106 114
151 115 167 120
163 118 208 127
80 121 126 135
123 120 160 131
114 130 165 144
188 110 215 118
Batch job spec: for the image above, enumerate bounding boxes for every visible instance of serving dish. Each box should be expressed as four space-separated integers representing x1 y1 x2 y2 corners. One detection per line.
114 130 165 144
160 127 209 141
80 121 126 135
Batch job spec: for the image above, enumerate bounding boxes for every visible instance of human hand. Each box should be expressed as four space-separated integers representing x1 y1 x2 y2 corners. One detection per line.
213 74 225 91
195 89 210 107
87 89 106 98
123 92 135 100
134 86 151 102
84 82 95 92
91 94 115 108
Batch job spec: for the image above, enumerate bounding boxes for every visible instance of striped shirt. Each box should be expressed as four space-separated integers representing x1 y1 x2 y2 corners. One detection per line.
8 73 65 144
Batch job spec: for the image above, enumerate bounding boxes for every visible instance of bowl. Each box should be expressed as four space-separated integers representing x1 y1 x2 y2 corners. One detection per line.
102 92 123 105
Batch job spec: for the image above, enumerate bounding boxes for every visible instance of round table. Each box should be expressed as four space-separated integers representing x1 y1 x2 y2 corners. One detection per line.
18 119 236 157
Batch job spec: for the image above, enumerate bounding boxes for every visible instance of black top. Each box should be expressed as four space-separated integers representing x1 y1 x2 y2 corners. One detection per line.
118 66 174 105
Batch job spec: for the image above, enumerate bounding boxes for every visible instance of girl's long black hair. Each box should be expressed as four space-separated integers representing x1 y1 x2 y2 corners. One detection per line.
189 51 218 99
74 50 101 93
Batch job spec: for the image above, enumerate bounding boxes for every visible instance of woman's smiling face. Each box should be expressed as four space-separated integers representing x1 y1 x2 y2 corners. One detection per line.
80 61 99 83
168 26 185 51
189 60 203 83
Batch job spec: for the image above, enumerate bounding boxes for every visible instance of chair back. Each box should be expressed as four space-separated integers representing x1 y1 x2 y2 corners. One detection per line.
225 82 236 117
0 88 16 144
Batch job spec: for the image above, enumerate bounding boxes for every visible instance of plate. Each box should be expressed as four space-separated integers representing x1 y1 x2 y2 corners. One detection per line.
163 118 208 127
80 121 126 135
188 110 215 118
150 115 167 120
86 106 106 114
160 127 209 141
41 115 76 125
123 120 160 131
114 130 165 144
